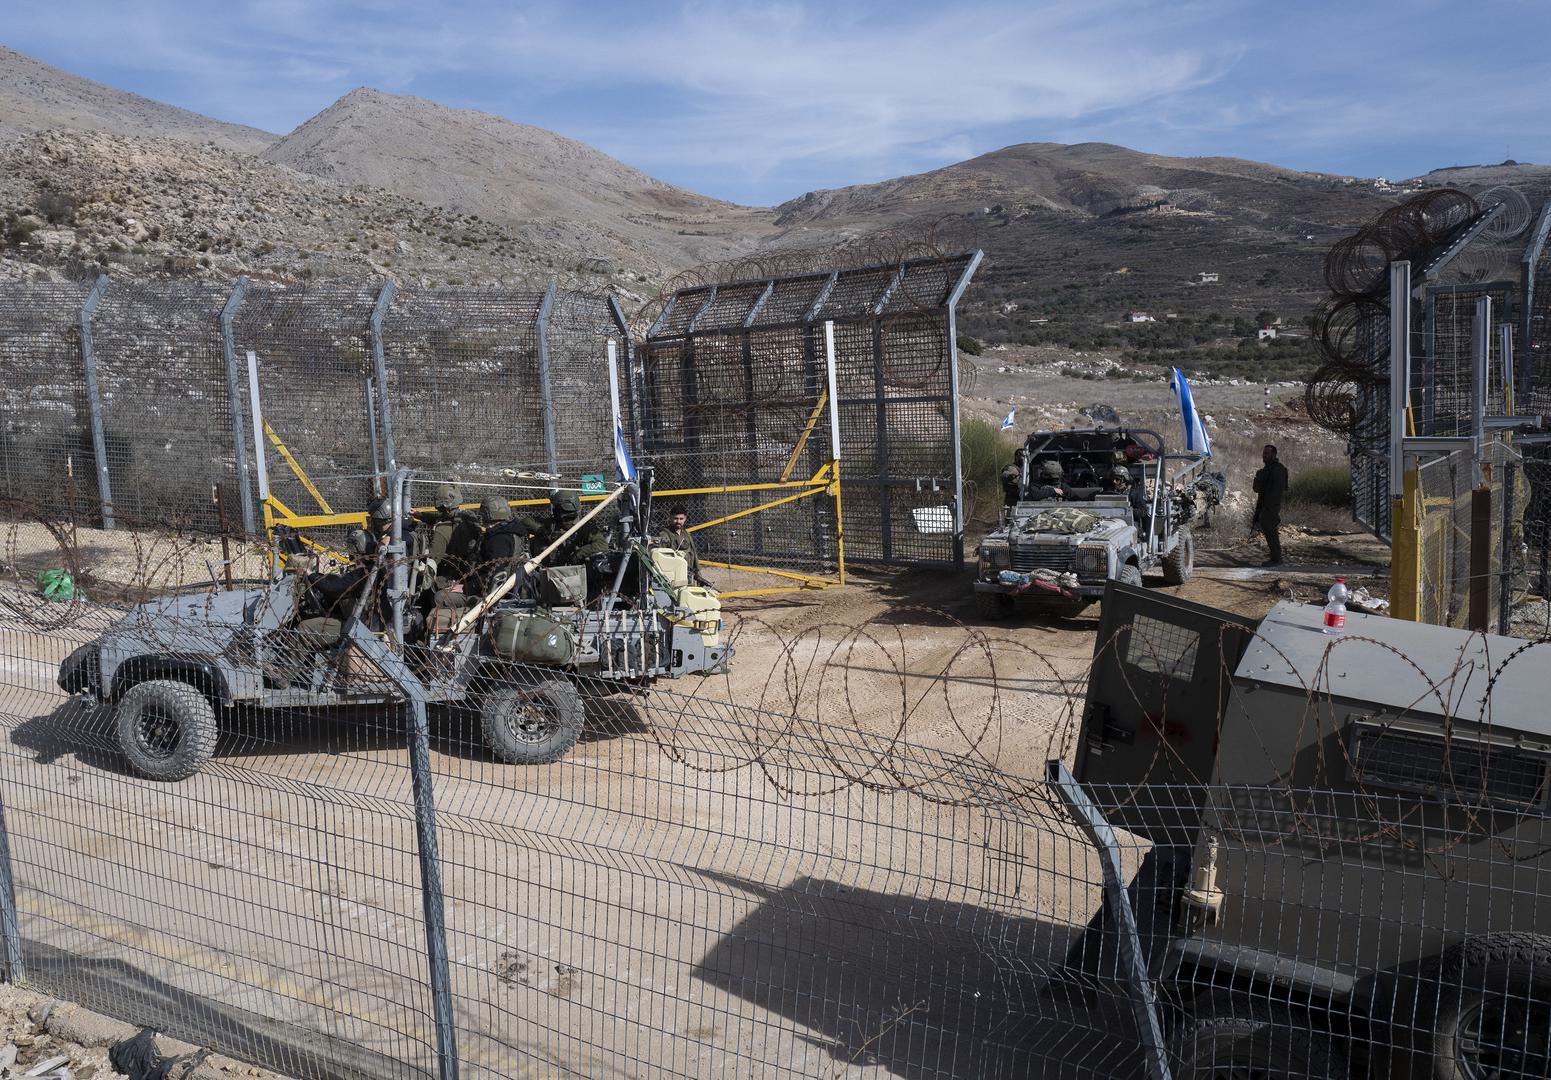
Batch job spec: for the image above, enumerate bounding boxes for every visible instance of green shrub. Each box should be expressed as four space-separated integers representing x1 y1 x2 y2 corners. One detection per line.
956 333 983 356
960 417 1014 522
1288 465 1351 508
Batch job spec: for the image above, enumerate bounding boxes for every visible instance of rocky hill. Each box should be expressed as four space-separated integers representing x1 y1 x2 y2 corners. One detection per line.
0 129 652 295
1 45 1545 365
261 87 773 275
0 45 275 154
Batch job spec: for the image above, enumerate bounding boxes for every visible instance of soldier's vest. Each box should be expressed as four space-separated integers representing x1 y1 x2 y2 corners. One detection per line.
1026 507 1101 535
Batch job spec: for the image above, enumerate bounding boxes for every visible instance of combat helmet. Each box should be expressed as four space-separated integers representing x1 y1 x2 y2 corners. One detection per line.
1038 459 1063 481
482 494 512 522
550 490 581 523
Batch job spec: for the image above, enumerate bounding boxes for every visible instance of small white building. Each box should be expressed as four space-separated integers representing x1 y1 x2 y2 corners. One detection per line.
1196 271 1220 284
1258 327 1278 341
1126 311 1155 323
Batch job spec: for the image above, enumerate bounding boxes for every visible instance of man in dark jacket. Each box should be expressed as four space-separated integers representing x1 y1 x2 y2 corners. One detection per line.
1252 444 1289 566
1001 449 1027 506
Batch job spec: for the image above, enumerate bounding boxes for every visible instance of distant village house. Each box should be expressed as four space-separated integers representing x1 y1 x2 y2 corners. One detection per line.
1195 271 1219 284
1126 311 1155 323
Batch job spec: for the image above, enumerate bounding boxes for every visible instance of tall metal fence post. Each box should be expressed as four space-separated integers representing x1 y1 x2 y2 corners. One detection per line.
1389 261 1419 619
370 280 399 476
78 274 113 528
1046 761 1173 1080
354 474 458 1077
945 252 983 569
535 281 559 484
0 794 25 983
220 276 255 535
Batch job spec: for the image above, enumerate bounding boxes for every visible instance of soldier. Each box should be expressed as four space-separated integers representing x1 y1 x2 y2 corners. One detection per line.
1026 459 1068 500
476 494 542 594
658 504 703 581
422 485 482 586
1001 449 1028 507
1252 444 1289 567
1107 465 1151 533
542 490 609 567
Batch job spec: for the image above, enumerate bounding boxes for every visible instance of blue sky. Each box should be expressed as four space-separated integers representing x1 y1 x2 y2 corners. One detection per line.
6 0 1549 206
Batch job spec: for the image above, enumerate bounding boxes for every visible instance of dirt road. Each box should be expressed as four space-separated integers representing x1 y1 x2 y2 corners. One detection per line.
0 512 1388 1080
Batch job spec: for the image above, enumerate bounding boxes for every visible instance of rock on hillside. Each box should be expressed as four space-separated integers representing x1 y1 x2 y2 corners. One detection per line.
262 88 773 275
0 46 276 154
0 128 651 293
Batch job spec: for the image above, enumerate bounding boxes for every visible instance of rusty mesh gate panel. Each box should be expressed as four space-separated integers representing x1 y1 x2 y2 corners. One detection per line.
642 253 980 569
0 281 94 520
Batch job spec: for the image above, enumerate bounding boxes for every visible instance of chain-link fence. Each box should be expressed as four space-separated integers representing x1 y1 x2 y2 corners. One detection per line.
3 508 1550 1080
2 260 978 578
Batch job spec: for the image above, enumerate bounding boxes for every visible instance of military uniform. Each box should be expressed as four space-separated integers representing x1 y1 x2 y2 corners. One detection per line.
538 491 609 567
477 495 542 593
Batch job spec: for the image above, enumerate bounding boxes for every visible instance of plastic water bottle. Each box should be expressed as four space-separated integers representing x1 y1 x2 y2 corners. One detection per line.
1323 578 1348 635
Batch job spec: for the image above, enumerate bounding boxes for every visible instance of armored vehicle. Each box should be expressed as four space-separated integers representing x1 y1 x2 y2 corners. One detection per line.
1058 580 1551 1079
973 426 1219 619
57 476 730 780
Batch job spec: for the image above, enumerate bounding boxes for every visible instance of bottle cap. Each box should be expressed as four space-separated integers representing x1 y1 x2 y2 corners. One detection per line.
1335 577 1345 582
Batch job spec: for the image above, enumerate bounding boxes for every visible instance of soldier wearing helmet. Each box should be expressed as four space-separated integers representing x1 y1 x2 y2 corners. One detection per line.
1026 458 1067 500
541 490 609 567
1107 463 1151 530
475 494 542 594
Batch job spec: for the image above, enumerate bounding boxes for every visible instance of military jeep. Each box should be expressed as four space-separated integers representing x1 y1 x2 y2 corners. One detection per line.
57 476 731 780
973 426 1220 619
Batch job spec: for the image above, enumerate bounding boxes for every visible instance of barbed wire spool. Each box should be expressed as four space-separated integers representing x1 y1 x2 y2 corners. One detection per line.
1324 227 1395 299
1304 364 1360 435
1412 188 1480 242
1476 185 1533 242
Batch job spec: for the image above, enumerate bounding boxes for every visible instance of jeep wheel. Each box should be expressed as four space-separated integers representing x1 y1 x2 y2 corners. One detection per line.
115 679 218 781
975 592 1013 621
1430 933 1551 1080
1117 563 1144 589
481 679 585 764
1171 1001 1348 1079
1162 526 1195 586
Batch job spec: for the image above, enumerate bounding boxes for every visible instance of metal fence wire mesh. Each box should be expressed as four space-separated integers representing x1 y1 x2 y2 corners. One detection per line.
2 264 975 573
3 520 1551 1079
642 253 980 569
1414 438 1518 631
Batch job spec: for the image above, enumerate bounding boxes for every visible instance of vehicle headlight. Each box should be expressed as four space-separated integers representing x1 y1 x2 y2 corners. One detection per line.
980 545 1011 571
1075 545 1109 576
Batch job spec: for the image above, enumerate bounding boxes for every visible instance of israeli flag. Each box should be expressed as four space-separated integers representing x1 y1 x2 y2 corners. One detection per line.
613 415 636 481
999 407 1016 431
607 340 637 481
1169 368 1211 456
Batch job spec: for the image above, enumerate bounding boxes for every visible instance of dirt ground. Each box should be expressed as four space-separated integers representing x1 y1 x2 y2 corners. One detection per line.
0 500 1392 1080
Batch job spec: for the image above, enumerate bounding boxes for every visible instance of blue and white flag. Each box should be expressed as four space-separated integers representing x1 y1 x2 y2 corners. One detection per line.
999 407 1016 432
1169 367 1211 456
613 414 636 482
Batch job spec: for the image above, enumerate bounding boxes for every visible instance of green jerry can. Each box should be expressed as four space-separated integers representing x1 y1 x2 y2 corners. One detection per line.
491 609 579 666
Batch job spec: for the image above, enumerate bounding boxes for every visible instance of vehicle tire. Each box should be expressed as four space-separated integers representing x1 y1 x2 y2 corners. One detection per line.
1171 1001 1349 1079
1162 526 1195 586
975 592 1012 621
480 679 585 764
1429 932 1551 1080
115 679 218 781
1118 563 1144 589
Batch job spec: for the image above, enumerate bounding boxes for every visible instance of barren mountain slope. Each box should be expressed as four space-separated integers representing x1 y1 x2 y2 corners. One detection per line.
0 45 276 154
262 88 774 274
0 129 654 292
